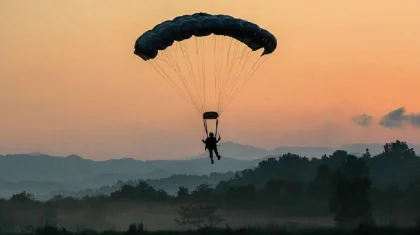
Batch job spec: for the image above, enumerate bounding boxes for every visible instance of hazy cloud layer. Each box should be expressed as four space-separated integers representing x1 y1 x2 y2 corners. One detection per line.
379 107 420 128
352 114 373 127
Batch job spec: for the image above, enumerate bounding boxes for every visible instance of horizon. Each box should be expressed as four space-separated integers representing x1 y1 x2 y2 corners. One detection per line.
0 140 416 161
1 0 419 160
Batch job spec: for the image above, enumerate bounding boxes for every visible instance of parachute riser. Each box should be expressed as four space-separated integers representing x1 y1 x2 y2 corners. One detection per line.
203 118 219 138
202 111 219 138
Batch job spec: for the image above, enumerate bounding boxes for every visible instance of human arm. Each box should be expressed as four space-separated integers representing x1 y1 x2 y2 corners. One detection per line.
216 135 221 143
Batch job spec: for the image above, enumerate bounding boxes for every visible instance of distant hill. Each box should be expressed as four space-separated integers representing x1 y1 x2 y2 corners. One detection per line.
0 179 77 199
189 141 269 160
0 154 252 183
0 153 254 198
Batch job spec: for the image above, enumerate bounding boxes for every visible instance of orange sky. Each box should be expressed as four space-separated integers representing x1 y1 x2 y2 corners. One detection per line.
0 0 419 160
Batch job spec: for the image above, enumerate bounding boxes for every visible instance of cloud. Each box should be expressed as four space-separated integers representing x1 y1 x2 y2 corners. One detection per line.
379 107 420 128
351 114 373 127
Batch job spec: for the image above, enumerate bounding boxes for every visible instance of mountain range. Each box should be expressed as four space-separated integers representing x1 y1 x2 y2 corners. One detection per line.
1 141 419 199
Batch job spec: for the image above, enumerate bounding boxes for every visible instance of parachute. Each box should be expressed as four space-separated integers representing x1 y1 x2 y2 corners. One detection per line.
133 12 277 137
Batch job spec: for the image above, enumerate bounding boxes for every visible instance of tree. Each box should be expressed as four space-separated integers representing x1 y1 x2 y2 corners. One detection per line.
191 184 214 201
177 187 190 200
314 164 333 187
10 191 35 203
225 184 257 208
371 140 420 188
383 140 416 158
362 148 371 160
329 156 374 228
402 177 420 218
327 150 349 170
311 164 333 199
174 204 224 229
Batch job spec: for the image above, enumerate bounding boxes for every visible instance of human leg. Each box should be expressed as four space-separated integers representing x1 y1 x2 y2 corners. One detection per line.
214 148 221 160
209 149 214 164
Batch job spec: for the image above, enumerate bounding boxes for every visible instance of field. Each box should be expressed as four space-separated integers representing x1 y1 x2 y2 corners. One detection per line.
2 202 418 234
5 224 420 235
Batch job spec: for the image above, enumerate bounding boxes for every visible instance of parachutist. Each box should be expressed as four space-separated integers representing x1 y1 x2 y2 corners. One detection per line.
202 132 221 164
133 12 276 144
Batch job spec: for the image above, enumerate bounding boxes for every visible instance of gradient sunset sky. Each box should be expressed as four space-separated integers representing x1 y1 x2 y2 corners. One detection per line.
0 0 419 160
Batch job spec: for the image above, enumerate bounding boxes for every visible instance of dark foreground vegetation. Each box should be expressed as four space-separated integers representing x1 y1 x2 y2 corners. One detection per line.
4 224 420 235
1 140 420 233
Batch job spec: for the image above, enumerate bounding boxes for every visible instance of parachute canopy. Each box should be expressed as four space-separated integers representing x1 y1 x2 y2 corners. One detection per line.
134 12 277 61
133 12 277 136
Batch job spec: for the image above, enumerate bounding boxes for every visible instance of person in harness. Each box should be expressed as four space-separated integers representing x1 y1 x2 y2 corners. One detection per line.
202 132 221 164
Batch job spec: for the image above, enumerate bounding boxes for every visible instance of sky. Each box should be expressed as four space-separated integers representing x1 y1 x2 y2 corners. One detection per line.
0 0 419 160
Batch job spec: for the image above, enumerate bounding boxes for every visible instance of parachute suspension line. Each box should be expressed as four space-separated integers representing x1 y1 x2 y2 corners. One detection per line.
147 60 198 112
222 47 253 105
219 42 242 108
192 38 201 111
200 38 206 112
202 118 219 139
203 119 209 137
195 37 206 113
235 48 255 60
227 46 252 91
220 39 240 112
215 118 219 138
241 53 268 85
157 51 202 112
222 56 267 112
161 48 203 113
194 37 204 112
201 37 207 112
219 37 235 112
218 45 249 113
222 42 248 102
215 36 224 113
178 41 203 112
161 50 203 113
148 60 191 104
145 36 271 117
224 38 235 80
213 35 218 111
220 55 269 113
225 40 240 79
202 120 207 138
217 36 226 113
